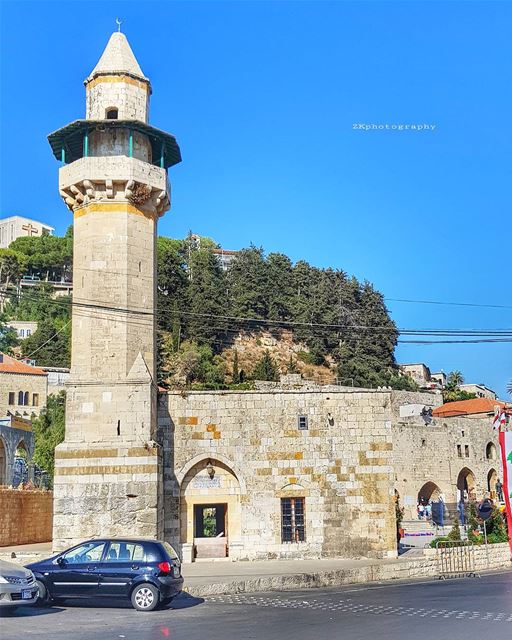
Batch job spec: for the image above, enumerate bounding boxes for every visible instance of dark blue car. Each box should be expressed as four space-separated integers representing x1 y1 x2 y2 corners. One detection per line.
27 538 184 611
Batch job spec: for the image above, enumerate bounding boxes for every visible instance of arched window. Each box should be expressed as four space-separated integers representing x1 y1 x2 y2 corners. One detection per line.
23 391 29 406
486 442 497 460
18 391 24 405
106 108 118 120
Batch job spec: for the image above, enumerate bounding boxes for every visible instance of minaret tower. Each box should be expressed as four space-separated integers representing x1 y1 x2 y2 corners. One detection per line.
48 31 181 549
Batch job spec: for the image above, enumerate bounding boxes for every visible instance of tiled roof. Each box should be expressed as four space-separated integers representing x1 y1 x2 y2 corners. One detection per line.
0 353 47 377
433 397 507 418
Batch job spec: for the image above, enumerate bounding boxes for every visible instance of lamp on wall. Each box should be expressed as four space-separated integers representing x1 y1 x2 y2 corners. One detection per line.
206 459 215 479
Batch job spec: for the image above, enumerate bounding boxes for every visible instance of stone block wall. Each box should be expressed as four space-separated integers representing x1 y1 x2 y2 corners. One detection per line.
0 371 48 418
392 410 501 518
0 489 52 546
159 389 397 561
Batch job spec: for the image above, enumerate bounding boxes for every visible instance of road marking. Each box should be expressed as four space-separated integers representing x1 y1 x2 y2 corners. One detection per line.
207 594 511 624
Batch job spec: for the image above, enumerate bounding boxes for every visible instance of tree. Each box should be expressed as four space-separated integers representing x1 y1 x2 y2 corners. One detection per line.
232 350 240 384
0 319 18 353
507 380 512 397
9 233 72 282
446 370 464 390
251 350 279 381
228 246 268 319
0 248 27 287
32 391 66 483
21 318 71 367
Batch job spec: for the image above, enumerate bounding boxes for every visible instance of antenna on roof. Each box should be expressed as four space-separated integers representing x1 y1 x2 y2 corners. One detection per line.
115 17 122 32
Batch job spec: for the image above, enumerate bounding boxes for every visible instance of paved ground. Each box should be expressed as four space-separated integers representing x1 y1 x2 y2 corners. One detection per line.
2 571 511 640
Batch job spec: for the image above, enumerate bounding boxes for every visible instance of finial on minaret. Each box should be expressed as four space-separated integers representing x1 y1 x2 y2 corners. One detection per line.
116 17 122 32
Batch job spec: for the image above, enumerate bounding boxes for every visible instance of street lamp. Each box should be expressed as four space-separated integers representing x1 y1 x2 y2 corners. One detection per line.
206 460 215 480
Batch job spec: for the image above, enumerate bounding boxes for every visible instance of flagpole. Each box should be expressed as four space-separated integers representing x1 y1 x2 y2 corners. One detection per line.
498 429 512 556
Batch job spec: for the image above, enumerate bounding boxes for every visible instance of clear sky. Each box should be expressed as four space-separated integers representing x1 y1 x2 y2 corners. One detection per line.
0 0 510 398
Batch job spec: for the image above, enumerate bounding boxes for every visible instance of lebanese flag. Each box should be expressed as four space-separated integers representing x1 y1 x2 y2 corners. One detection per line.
498 430 512 555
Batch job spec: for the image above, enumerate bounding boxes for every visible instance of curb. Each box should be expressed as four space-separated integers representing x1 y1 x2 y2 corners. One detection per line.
183 558 437 597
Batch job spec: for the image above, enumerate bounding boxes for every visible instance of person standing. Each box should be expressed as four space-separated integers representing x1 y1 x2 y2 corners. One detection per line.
496 479 504 502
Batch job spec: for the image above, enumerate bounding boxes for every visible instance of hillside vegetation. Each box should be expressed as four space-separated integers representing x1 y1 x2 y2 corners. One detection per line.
0 231 416 390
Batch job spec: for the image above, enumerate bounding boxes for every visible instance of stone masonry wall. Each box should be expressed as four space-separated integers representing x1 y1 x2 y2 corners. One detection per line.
392 406 500 518
160 389 397 561
0 489 52 546
0 372 48 418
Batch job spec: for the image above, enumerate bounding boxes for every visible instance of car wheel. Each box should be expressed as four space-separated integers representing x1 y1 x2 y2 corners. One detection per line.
131 584 159 612
35 579 51 607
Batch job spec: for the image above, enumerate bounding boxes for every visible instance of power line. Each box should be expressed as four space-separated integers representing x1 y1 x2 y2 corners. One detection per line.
386 297 512 310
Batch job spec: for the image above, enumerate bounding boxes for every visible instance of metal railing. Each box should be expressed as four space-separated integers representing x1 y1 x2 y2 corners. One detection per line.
436 540 478 579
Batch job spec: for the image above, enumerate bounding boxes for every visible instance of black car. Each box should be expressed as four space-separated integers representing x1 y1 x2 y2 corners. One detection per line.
27 538 184 611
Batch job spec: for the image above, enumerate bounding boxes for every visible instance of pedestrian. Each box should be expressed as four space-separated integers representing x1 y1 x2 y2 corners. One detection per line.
438 493 445 527
417 502 424 520
496 479 504 502
424 501 431 520
458 498 465 525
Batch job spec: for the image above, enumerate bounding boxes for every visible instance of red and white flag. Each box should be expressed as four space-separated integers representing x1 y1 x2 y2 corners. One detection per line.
498 430 512 554
493 407 507 430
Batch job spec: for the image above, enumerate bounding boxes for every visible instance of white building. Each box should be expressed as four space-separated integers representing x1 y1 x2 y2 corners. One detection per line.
459 384 497 400
6 321 38 340
0 216 54 249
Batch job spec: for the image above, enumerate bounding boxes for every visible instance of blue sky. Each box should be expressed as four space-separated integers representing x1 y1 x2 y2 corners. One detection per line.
0 0 510 397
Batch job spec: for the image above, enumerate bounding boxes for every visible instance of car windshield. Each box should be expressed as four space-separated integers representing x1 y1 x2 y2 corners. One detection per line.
61 542 105 564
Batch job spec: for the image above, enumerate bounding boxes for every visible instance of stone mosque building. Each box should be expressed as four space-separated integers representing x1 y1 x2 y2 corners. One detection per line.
49 31 503 561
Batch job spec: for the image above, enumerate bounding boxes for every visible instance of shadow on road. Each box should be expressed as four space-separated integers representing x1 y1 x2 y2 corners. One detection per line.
0 606 65 618
167 592 205 610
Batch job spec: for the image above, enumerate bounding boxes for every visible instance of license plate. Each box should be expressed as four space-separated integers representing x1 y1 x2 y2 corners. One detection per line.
22 590 32 600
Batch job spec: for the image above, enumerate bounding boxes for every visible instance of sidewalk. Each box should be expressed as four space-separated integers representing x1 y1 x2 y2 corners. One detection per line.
0 542 432 597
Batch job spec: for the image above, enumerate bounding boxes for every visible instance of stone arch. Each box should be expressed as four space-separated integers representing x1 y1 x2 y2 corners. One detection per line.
176 453 246 494
417 481 441 503
0 437 6 486
179 457 243 561
487 468 498 497
485 442 497 460
457 467 476 500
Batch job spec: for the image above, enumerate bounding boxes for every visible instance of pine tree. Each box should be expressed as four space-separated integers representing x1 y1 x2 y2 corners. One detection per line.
251 350 279 381
232 350 240 384
227 246 268 319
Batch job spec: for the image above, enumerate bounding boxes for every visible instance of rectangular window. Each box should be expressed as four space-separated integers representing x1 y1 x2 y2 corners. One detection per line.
281 497 305 543
105 542 145 563
297 415 308 431
465 445 470 458
8 392 15 405
457 445 462 458
26 329 31 336
19 329 25 337
32 393 39 407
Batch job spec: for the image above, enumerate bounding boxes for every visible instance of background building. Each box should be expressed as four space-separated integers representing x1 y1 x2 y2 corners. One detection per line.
0 216 54 248
0 353 48 418
6 321 38 340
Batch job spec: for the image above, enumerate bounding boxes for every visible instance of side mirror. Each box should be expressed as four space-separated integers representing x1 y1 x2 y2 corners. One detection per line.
56 556 66 566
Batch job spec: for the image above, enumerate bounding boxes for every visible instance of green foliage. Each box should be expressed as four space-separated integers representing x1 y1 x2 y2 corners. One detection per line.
32 391 66 483
0 319 18 353
9 232 72 282
443 389 477 403
251 350 279 381
0 249 27 288
447 516 462 541
446 370 464 390
429 536 450 548
287 355 298 374
21 318 71 367
232 350 240 384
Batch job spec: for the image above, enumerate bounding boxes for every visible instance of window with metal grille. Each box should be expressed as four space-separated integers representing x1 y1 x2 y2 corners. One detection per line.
281 497 305 543
297 415 308 430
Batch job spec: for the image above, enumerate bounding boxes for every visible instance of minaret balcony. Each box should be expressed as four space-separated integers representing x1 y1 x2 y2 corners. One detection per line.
58 155 171 216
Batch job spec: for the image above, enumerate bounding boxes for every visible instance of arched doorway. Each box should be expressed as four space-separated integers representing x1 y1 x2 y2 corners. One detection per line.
0 438 6 486
417 481 441 504
487 469 498 499
457 467 476 501
486 443 497 460
180 458 242 560
13 440 28 487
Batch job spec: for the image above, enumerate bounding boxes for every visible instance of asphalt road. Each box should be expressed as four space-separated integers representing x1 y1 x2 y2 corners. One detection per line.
3 571 512 640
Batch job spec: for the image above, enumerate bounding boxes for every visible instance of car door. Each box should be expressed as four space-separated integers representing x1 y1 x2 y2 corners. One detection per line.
50 541 106 598
97 542 146 597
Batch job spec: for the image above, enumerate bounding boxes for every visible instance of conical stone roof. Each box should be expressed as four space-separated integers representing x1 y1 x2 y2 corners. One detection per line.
87 32 147 82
